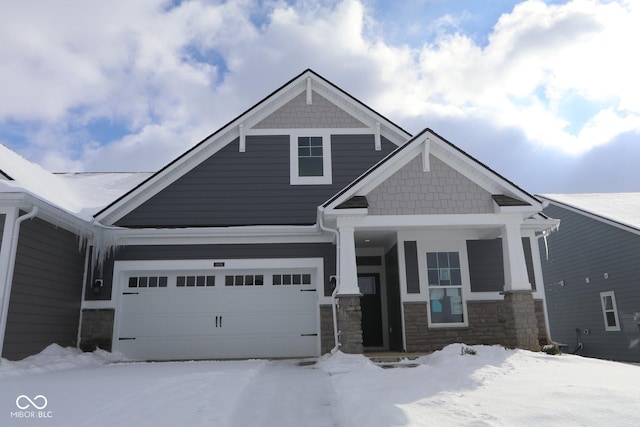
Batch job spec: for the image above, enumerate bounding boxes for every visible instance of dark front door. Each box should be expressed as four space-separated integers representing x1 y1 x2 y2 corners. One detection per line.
358 274 383 347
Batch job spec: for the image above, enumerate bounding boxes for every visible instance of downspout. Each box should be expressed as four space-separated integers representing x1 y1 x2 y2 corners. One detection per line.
317 206 340 353
0 206 39 361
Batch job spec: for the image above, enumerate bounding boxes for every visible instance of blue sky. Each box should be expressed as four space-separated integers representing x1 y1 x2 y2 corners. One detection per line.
1 0 638 193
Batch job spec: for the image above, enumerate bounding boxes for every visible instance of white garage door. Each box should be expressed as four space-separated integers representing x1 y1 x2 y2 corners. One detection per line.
115 264 319 361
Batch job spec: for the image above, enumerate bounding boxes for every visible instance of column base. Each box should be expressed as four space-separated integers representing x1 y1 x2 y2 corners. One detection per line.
337 295 363 354
501 290 540 351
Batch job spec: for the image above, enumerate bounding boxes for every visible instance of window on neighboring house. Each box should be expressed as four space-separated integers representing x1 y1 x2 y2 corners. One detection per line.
426 251 465 325
290 132 332 185
600 291 621 331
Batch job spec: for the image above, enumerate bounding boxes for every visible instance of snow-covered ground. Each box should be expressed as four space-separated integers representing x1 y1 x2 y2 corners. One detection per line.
2 344 639 426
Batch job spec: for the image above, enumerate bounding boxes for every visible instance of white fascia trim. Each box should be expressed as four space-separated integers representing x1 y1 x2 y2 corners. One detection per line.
245 128 373 136
522 217 561 233
337 213 527 229
540 197 640 237
115 225 334 246
0 192 92 236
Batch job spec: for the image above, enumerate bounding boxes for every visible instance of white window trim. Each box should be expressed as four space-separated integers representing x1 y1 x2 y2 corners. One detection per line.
290 130 332 185
600 291 621 332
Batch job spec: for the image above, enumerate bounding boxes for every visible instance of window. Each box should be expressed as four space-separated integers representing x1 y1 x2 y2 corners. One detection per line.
177 275 215 287
290 132 332 185
128 276 168 288
273 274 311 286
225 275 264 286
600 291 621 331
426 252 464 325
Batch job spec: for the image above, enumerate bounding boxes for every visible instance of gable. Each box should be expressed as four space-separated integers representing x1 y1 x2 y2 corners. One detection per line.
254 91 366 129
366 155 493 215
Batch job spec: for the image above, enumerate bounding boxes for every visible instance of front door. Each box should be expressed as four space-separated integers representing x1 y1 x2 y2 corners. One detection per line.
358 274 383 347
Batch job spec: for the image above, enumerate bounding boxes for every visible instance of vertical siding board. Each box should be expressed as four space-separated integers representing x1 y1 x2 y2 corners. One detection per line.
2 217 84 360
116 136 397 227
403 241 420 294
541 204 640 361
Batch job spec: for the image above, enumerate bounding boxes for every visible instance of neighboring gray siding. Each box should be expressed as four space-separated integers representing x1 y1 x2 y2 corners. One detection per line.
117 135 396 227
403 241 420 294
541 204 640 362
87 242 337 301
254 91 366 129
367 155 494 215
2 217 84 360
467 238 537 292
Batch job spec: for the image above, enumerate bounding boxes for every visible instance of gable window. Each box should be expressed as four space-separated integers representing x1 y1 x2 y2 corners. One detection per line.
426 251 465 326
600 291 621 331
290 131 332 185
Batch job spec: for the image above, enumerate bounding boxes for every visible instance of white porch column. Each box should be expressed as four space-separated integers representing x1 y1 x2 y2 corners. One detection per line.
337 226 360 295
501 220 531 291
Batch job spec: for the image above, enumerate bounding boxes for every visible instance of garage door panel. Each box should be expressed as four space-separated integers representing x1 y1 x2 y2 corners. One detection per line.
117 267 319 360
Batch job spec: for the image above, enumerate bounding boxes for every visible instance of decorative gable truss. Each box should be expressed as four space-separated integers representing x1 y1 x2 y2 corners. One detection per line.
95 70 411 227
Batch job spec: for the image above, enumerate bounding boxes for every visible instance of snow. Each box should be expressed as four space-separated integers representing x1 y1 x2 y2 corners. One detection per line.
542 193 640 231
2 344 640 426
0 144 151 220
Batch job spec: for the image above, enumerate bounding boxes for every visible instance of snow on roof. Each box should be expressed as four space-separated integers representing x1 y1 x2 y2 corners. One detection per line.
0 144 152 220
542 193 640 231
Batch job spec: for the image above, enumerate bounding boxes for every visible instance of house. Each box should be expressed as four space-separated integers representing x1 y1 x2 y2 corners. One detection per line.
539 193 640 362
1 69 558 361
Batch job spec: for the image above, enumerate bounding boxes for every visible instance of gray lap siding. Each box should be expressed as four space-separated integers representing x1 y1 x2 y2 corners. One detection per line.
541 204 640 361
2 217 84 360
115 135 396 227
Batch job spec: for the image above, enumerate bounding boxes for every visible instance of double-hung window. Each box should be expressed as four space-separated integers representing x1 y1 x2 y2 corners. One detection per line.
600 291 621 331
426 251 465 325
290 131 332 185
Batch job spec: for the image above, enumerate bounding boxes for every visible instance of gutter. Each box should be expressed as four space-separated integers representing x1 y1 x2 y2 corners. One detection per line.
0 206 39 361
317 207 340 353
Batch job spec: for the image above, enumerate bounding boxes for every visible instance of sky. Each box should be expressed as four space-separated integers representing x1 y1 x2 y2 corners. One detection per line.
1 0 638 194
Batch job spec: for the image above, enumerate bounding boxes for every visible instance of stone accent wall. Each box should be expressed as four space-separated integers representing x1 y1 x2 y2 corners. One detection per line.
320 305 336 354
502 291 540 351
79 309 114 352
254 91 366 129
367 156 494 215
404 298 544 352
337 295 363 354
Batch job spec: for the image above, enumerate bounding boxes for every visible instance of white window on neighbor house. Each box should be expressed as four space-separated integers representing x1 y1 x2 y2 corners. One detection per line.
290 132 332 185
600 291 621 332
426 251 465 326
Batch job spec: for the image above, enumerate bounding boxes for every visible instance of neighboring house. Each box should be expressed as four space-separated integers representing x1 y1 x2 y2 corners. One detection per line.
539 193 640 362
1 70 558 361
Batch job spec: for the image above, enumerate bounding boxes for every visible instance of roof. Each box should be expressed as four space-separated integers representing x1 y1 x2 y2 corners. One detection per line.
540 193 640 232
0 144 152 220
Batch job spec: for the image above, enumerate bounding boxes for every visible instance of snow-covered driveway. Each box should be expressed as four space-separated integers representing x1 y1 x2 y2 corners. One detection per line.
2 344 640 426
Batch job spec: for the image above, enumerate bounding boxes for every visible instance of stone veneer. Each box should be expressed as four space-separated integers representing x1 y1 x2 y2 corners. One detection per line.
253 91 366 129
337 295 363 354
404 297 546 353
502 291 540 351
367 156 494 215
79 309 114 352
320 305 336 354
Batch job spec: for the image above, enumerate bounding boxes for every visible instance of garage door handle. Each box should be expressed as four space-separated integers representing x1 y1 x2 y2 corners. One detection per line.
300 289 316 292
119 337 136 340
301 333 318 336
215 316 223 328
216 316 218 327
122 292 139 295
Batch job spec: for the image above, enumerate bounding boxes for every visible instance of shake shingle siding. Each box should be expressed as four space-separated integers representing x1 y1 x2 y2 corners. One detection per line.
116 135 396 227
2 217 84 360
541 204 640 361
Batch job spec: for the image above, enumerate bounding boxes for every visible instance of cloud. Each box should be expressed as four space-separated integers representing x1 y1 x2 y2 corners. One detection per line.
0 0 638 193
